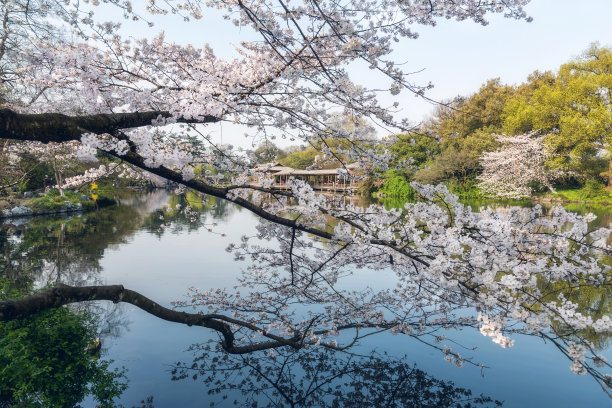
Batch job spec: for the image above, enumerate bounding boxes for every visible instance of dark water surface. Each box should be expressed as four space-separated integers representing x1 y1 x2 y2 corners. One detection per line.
1 191 611 407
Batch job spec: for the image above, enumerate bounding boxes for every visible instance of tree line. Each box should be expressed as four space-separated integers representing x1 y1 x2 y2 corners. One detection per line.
252 43 611 199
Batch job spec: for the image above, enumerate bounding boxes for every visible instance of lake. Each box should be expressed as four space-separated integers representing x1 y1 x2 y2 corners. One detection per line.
1 190 610 407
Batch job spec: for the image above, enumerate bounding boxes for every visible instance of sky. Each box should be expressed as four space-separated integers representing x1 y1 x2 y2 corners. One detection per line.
389 0 612 121
95 0 612 148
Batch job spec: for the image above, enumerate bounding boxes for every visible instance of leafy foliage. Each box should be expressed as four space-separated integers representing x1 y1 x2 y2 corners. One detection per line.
28 189 93 212
502 44 612 181
279 147 320 169
433 79 514 139
378 170 416 199
386 133 440 169
579 180 608 201
252 141 287 164
0 280 127 408
414 129 498 186
413 79 513 185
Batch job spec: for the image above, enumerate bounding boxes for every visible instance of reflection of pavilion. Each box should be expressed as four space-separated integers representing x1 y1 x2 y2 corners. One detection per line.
252 162 362 193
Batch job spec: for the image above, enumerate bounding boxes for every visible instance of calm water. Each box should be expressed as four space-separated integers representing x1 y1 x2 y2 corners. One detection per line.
1 191 611 407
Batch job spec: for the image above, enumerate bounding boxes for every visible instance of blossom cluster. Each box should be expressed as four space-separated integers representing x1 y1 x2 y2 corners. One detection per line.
478 132 564 198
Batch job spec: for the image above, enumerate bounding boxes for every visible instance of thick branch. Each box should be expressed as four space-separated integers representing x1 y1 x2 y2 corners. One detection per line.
0 109 218 143
0 110 331 239
0 284 295 354
114 148 338 242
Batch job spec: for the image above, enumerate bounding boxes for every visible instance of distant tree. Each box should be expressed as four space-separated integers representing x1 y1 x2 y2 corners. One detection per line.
433 79 515 139
279 147 319 169
478 132 562 198
387 133 441 169
415 79 513 185
252 140 286 164
415 129 498 185
279 135 356 169
502 44 612 183
415 146 478 184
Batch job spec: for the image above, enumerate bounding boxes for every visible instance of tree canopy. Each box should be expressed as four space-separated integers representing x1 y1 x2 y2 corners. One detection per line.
413 79 513 186
502 44 612 182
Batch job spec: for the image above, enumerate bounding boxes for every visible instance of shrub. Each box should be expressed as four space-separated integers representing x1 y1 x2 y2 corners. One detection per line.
579 180 607 200
379 171 415 199
0 280 127 407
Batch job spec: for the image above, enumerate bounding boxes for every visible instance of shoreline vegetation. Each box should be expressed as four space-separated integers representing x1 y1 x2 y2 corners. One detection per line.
254 44 612 208
4 180 612 223
0 187 117 219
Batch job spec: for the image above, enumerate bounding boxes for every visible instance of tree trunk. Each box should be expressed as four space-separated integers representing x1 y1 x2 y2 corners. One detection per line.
53 156 64 196
608 156 612 188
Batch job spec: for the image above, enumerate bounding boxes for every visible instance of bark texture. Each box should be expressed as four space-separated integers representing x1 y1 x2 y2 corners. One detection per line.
0 109 217 143
0 284 300 354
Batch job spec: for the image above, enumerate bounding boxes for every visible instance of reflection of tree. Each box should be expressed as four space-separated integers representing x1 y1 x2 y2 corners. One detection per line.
534 203 612 350
0 203 142 287
142 193 236 237
171 345 502 408
2 192 612 401
0 191 237 342
538 276 612 351
85 301 132 343
0 280 127 408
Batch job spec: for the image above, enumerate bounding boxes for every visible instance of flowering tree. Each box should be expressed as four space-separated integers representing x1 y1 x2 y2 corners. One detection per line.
1 0 612 398
478 132 563 198
6 141 84 195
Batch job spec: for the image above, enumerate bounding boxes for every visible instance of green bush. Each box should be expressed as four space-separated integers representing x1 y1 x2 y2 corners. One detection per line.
378 171 416 199
0 280 127 407
29 189 83 211
28 189 115 212
446 179 486 198
579 180 607 200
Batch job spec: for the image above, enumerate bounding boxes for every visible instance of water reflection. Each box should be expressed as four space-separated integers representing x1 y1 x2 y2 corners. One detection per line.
379 196 612 351
169 346 502 408
0 204 142 288
0 192 234 288
0 191 238 407
142 191 237 236
1 192 611 406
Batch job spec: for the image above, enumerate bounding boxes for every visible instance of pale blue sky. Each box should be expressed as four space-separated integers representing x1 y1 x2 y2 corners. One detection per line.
389 0 612 121
96 0 612 147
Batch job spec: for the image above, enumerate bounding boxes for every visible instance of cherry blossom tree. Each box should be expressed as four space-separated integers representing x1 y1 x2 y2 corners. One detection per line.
478 132 563 198
7 141 85 195
1 0 612 398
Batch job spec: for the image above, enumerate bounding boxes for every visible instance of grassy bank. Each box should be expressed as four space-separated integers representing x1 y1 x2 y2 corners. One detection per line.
540 182 612 204
1 187 117 217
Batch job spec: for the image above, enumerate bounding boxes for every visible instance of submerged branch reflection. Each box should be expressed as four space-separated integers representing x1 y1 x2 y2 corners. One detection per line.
171 345 503 408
